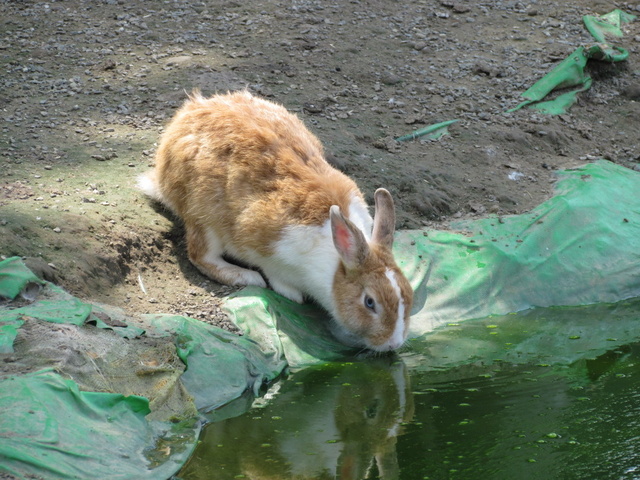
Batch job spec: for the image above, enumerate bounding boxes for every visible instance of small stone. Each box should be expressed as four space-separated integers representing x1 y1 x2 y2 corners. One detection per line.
53 227 61 233
621 84 640 101
380 72 402 86
164 55 193 66
372 136 401 153
302 102 324 113
468 202 486 214
453 4 470 13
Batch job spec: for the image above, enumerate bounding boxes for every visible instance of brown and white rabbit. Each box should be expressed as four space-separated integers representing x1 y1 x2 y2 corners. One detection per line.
138 90 413 352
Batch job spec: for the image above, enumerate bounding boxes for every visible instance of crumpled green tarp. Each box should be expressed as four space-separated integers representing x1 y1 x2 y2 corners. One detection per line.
0 261 283 479
584 9 637 44
224 288 358 368
0 256 42 301
0 369 198 480
401 160 640 334
146 313 286 413
0 264 144 355
509 9 636 114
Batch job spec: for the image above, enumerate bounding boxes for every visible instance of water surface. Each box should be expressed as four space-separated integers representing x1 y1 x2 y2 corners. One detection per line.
179 300 640 479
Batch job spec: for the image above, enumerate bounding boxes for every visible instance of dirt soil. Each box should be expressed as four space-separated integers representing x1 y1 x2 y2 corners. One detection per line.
1 0 639 330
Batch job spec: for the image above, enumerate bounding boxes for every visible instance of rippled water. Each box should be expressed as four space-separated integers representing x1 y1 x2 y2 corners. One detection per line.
178 300 640 479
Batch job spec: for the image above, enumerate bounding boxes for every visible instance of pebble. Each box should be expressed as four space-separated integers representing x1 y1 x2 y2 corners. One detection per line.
622 84 640 101
380 72 402 86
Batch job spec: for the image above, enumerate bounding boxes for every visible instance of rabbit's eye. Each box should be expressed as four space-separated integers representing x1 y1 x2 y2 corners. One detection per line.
364 295 376 312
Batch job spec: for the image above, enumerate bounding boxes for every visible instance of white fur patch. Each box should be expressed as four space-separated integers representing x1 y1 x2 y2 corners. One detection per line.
137 171 179 213
137 172 161 201
347 195 373 240
268 276 304 303
385 268 406 349
272 221 339 311
203 227 224 263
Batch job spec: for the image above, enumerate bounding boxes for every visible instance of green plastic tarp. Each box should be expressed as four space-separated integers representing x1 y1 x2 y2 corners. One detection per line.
146 313 286 412
403 160 640 334
0 256 42 301
0 261 283 479
584 9 637 44
508 9 636 115
0 369 181 480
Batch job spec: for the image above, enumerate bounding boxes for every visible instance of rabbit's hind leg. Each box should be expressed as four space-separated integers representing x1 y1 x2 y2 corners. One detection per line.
185 222 267 288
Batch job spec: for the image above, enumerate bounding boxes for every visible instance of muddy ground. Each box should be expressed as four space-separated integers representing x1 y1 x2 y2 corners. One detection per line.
1 0 639 329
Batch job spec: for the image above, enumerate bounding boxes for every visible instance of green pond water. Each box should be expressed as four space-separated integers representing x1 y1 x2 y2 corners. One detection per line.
178 299 640 479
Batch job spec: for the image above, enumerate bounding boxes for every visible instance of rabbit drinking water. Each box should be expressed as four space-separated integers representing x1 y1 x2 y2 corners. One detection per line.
139 91 413 352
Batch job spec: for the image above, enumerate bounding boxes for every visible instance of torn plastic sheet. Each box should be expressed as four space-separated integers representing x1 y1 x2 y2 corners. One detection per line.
0 256 43 301
10 315 196 423
0 370 199 479
395 119 459 142
509 9 635 115
147 313 286 412
584 9 637 43
0 266 144 355
224 287 361 369
507 44 626 115
0 263 283 479
401 160 640 335
507 46 594 115
0 369 200 480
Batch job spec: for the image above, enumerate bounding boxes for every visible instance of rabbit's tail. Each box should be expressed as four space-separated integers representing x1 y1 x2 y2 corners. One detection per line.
137 170 163 203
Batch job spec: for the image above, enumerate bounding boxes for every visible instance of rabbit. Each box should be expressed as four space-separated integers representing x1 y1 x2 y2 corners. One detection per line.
138 90 413 352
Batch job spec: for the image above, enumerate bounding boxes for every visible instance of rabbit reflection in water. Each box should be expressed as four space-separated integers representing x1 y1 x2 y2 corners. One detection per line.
183 358 415 479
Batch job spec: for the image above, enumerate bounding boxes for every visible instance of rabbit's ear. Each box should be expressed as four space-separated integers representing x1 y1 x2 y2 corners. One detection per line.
372 188 396 249
330 205 369 270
